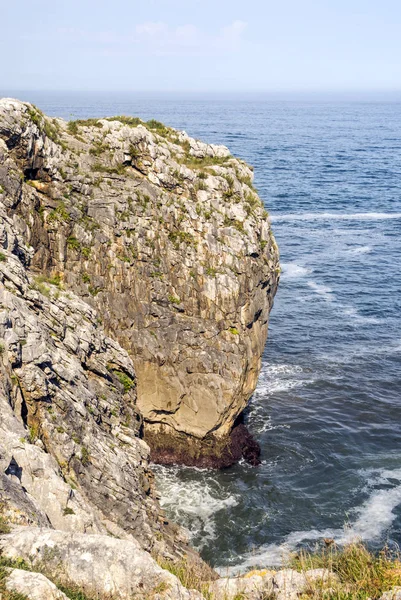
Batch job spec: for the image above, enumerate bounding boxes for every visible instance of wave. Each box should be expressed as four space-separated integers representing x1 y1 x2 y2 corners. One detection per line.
280 263 312 279
249 364 314 432
153 465 239 549
224 467 401 575
346 245 372 255
270 212 401 223
253 363 309 397
341 306 383 325
307 281 335 302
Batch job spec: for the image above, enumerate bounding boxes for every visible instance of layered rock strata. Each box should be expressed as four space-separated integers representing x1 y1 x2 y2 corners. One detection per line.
0 202 194 559
0 98 279 466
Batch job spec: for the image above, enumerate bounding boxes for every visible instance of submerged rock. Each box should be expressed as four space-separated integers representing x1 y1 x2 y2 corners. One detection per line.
0 98 279 466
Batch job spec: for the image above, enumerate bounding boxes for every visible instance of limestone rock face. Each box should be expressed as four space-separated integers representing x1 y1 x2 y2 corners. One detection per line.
0 98 279 462
0 202 183 555
0 527 203 600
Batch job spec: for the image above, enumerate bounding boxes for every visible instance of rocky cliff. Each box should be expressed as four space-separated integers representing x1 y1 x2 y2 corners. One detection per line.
0 98 279 467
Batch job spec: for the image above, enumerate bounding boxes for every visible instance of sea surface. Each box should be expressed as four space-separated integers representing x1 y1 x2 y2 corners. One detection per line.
3 91 401 572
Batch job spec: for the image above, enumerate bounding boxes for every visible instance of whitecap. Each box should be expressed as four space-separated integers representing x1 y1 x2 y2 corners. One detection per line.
280 263 312 279
307 281 334 302
347 246 372 255
252 363 308 398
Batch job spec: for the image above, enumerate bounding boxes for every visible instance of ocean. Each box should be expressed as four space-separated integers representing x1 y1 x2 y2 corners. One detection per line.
4 91 401 572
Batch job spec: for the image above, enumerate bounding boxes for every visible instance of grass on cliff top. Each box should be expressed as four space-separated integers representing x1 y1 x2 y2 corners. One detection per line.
289 541 401 599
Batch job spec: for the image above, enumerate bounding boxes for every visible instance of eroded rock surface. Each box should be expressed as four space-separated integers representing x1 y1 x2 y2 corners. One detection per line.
0 527 203 599
0 202 187 557
0 98 279 465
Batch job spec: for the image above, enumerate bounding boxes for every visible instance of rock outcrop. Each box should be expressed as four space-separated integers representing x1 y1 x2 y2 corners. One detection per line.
0 527 203 599
0 200 191 557
0 98 279 467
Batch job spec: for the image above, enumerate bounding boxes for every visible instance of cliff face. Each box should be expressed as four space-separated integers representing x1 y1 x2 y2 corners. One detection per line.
0 201 189 556
0 98 279 466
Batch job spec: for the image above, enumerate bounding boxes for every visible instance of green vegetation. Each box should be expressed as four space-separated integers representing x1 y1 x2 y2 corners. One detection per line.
63 507 75 516
128 144 140 160
105 115 142 127
82 273 90 284
89 141 109 156
205 267 217 277
31 273 63 297
80 446 90 466
168 295 180 304
155 556 213 599
112 370 135 394
194 178 208 192
0 252 7 262
146 119 171 136
91 162 125 176
34 273 63 289
229 327 239 335
179 153 231 170
168 230 195 249
67 237 80 251
0 516 11 534
0 555 93 600
224 216 245 233
0 560 28 599
26 107 64 146
67 119 103 134
47 201 70 224
28 424 39 443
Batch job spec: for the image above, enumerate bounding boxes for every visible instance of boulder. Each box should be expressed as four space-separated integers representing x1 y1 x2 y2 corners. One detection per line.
5 569 69 600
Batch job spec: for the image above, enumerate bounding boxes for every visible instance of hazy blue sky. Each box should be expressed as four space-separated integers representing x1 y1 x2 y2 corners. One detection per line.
2 0 401 92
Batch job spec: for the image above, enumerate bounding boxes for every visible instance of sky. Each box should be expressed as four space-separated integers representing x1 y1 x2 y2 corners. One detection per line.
2 0 401 93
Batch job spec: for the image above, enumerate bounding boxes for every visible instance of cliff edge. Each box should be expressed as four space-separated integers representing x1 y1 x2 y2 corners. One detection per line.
0 98 279 467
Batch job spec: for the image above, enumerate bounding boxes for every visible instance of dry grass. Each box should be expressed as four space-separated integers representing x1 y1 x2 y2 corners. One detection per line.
291 542 401 599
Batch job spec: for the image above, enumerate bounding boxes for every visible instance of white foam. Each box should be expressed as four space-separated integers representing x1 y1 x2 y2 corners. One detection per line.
347 246 372 255
270 212 401 223
321 340 401 364
341 306 382 325
153 465 239 548
225 468 401 575
307 281 334 302
249 363 313 432
253 364 307 398
280 263 312 279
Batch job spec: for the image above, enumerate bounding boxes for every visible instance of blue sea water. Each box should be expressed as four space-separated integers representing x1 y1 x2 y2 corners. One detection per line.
3 91 401 570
